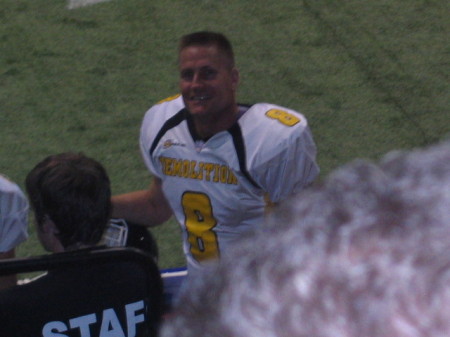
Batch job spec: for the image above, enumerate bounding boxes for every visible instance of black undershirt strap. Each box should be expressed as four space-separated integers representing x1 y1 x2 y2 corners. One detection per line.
149 108 187 156
227 123 261 189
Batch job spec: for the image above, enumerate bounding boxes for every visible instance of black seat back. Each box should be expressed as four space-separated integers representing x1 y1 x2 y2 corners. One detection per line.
0 247 163 337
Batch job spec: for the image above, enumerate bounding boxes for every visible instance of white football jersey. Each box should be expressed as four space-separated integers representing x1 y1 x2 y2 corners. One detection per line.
0 175 29 253
140 95 319 273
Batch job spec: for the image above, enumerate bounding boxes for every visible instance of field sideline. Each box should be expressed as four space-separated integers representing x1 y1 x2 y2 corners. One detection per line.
1 0 448 269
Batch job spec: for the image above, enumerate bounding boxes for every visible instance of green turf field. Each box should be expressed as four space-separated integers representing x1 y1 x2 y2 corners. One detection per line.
1 0 448 269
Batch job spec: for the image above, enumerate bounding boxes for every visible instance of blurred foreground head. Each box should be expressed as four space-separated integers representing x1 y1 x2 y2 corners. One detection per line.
161 140 450 337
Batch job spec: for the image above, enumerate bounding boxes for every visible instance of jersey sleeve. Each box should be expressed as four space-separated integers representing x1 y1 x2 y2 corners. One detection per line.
260 126 319 203
140 106 162 178
244 104 320 203
139 95 185 179
0 177 29 252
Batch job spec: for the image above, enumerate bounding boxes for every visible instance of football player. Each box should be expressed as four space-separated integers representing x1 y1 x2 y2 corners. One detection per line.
112 31 319 277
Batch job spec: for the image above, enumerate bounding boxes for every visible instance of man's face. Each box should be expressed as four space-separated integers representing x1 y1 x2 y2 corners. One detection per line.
179 45 239 121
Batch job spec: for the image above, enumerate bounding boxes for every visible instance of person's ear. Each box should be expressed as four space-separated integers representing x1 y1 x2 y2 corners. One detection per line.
41 215 59 235
38 215 65 253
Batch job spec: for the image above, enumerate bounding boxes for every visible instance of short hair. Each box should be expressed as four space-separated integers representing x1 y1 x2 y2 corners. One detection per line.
178 31 235 68
26 152 111 248
160 140 450 337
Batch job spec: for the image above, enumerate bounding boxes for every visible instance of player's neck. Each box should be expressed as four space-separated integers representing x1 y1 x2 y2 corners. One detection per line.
193 106 239 140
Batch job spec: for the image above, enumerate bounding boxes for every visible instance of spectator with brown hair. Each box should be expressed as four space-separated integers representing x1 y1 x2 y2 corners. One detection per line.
0 152 162 337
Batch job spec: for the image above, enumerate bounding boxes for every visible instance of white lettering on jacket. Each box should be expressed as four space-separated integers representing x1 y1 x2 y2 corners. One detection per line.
41 300 145 337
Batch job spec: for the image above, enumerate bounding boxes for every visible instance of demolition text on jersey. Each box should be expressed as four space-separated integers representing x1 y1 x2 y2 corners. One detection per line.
159 156 238 185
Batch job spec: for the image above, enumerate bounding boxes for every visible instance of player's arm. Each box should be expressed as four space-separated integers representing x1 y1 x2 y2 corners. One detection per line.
111 177 173 227
0 249 17 291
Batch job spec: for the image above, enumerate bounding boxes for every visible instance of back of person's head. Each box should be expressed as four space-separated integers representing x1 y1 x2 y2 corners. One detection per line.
26 152 111 249
160 140 450 337
179 31 235 68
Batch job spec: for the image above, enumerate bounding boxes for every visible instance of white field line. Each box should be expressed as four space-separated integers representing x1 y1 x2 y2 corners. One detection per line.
67 0 112 9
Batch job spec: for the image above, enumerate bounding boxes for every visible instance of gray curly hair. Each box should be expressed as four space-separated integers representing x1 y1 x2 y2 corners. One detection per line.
161 140 450 337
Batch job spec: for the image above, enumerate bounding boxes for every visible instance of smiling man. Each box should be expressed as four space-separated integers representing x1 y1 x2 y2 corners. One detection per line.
178 37 239 138
112 31 319 282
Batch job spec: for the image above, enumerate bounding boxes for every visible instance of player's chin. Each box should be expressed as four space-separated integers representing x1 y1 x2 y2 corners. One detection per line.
186 102 211 116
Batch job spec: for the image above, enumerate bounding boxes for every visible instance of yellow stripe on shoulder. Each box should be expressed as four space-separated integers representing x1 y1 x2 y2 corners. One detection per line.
156 94 181 105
